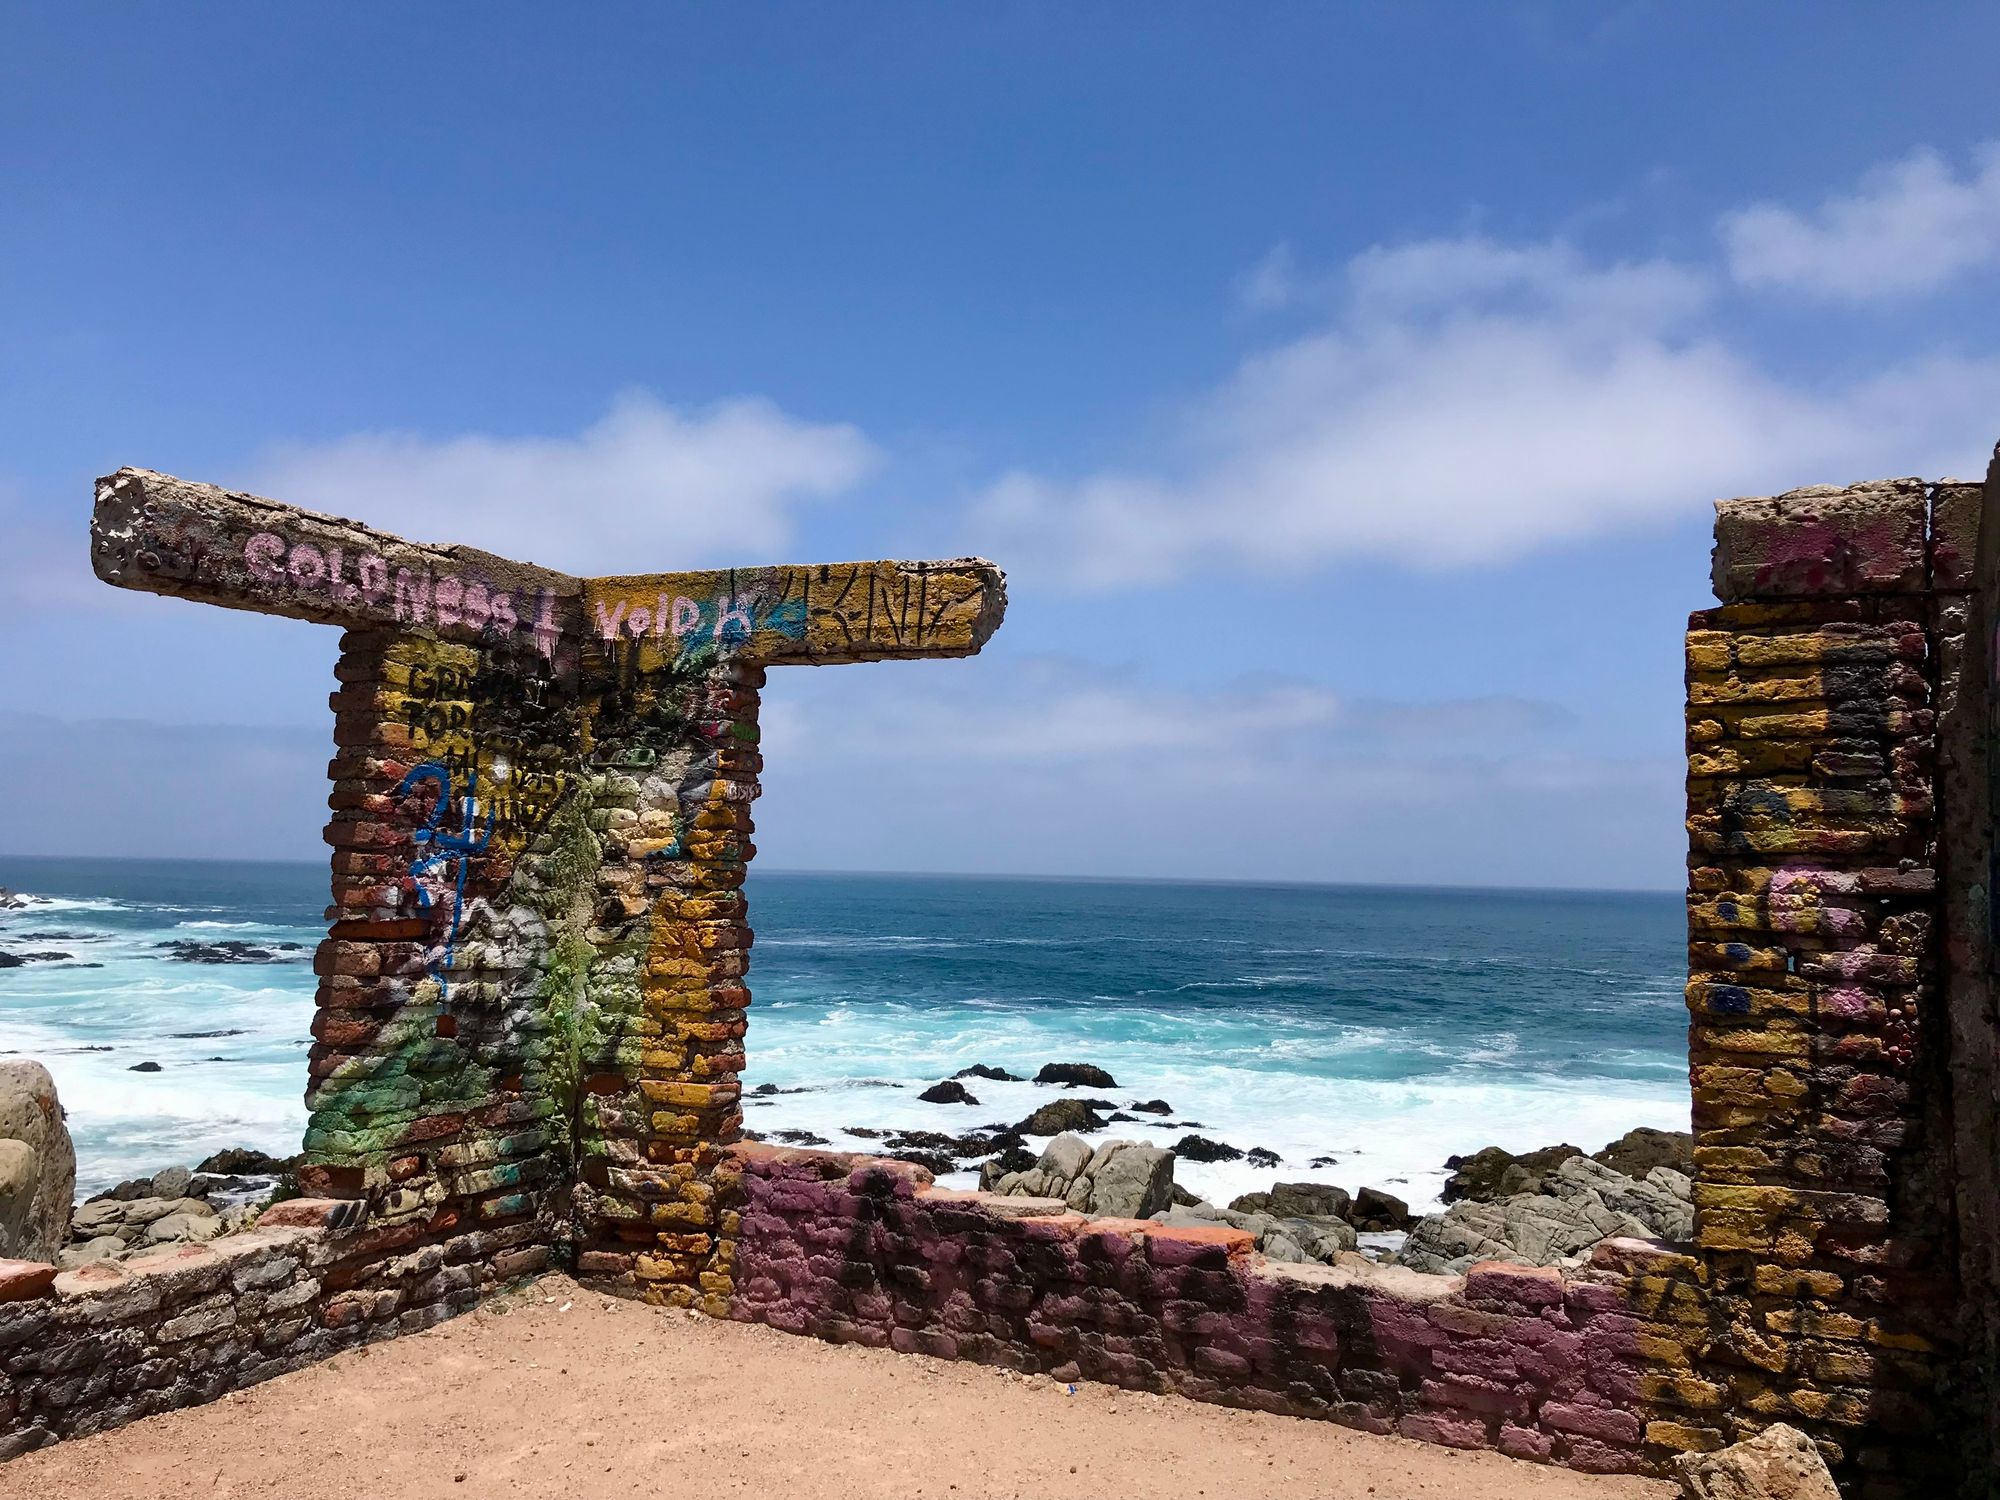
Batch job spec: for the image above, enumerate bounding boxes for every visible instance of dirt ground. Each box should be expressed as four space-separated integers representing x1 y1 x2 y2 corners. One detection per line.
2 1274 1674 1500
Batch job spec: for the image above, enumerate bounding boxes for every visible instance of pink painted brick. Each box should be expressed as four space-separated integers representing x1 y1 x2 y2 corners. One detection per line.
1398 1411 1492 1450
0 1258 57 1303
1464 1262 1565 1309
1498 1423 1555 1462
1540 1399 1642 1445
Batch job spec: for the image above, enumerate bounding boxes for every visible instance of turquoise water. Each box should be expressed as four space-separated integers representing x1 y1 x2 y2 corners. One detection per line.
0 857 1691 1207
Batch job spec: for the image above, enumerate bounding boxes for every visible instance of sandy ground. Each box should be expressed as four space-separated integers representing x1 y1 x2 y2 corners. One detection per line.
3 1275 1674 1500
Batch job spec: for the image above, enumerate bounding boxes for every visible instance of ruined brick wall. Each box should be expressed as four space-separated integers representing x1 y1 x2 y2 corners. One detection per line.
0 1198 549 1455
727 1145 1675 1473
1679 479 1972 1494
55 462 2000 1492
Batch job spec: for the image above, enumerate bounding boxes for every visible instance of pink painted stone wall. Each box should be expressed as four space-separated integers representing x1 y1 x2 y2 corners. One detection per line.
724 1144 1669 1476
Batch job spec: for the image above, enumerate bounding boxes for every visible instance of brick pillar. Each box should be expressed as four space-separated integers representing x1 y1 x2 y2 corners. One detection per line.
303 626 567 1241
1684 481 1959 1491
566 651 759 1312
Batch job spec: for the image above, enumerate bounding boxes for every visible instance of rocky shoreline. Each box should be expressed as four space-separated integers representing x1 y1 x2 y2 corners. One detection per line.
744 1059 1694 1277
6 1050 1692 1283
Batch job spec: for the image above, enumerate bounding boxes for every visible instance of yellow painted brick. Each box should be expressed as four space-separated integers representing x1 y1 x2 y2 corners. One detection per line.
1865 1323 1935 1353
1641 1373 1731 1411
1646 1421 1727 1453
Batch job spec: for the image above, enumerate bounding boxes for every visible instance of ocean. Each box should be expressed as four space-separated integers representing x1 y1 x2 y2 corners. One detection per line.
0 856 1692 1211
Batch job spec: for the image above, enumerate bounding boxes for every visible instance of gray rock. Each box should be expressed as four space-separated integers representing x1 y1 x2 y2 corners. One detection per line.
68 1199 127 1236
149 1165 194 1200
1594 1126 1693 1180
1151 1200 1354 1263
1040 1134 1095 1183
1395 1153 1693 1275
1074 1141 1173 1218
1229 1182 1350 1220
993 1134 1173 1219
0 1060 75 1262
144 1211 225 1245
57 1234 125 1269
1440 1142 1583 1203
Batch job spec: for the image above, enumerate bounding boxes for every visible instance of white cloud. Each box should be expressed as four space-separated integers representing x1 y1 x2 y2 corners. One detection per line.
248 391 877 575
1721 143 2000 300
1237 241 1303 312
977 234 2000 586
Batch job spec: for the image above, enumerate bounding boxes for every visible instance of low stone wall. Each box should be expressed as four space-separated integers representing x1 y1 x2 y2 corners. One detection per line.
0 1198 548 1456
722 1144 1685 1476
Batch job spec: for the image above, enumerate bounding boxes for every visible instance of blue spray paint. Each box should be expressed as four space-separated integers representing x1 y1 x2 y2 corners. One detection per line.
395 761 495 999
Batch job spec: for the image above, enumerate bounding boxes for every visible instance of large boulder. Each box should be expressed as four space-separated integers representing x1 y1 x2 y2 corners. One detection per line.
1440 1142 1583 1203
0 1060 75 1263
1594 1126 1693 1179
1673 1423 1839 1500
1076 1140 1174 1218
1397 1155 1693 1275
992 1134 1174 1218
1230 1182 1351 1221
1352 1186 1413 1231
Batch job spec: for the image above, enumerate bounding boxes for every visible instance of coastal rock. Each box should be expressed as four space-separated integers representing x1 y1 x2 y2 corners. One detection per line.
1594 1126 1694 1179
993 1134 1174 1218
0 1059 75 1263
0 951 72 966
145 1210 224 1245
57 1233 124 1270
150 1164 194 1200
1172 1134 1243 1163
918 1080 979 1106
1034 1063 1117 1089
195 1146 294 1176
1128 1099 1172 1115
1673 1422 1839 1500
1440 1142 1583 1203
978 1146 1038 1189
1229 1182 1351 1221
1245 1147 1281 1168
1352 1186 1413 1231
1016 1099 1107 1136
157 939 306 965
1154 1198 1356 1262
1070 1140 1174 1218
128 1061 162 1073
1396 1156 1694 1275
954 1065 1023 1083
0 887 25 909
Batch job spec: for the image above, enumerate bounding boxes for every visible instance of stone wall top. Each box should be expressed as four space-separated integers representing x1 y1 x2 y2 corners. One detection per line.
1711 480 1929 602
91 467 1005 668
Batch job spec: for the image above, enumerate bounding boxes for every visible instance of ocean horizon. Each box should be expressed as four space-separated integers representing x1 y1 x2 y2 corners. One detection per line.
0 854 1693 1211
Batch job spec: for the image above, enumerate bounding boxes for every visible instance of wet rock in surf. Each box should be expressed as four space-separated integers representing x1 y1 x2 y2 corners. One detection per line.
1172 1134 1243 1163
1034 1063 1117 1089
954 1064 1023 1082
918 1080 979 1105
1016 1098 1108 1136
157 939 306 965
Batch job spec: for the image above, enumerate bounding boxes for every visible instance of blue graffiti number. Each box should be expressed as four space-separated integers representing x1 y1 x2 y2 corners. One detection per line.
395 761 495 999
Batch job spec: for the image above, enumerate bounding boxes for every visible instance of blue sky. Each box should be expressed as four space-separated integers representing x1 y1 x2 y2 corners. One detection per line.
6 4 2000 887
